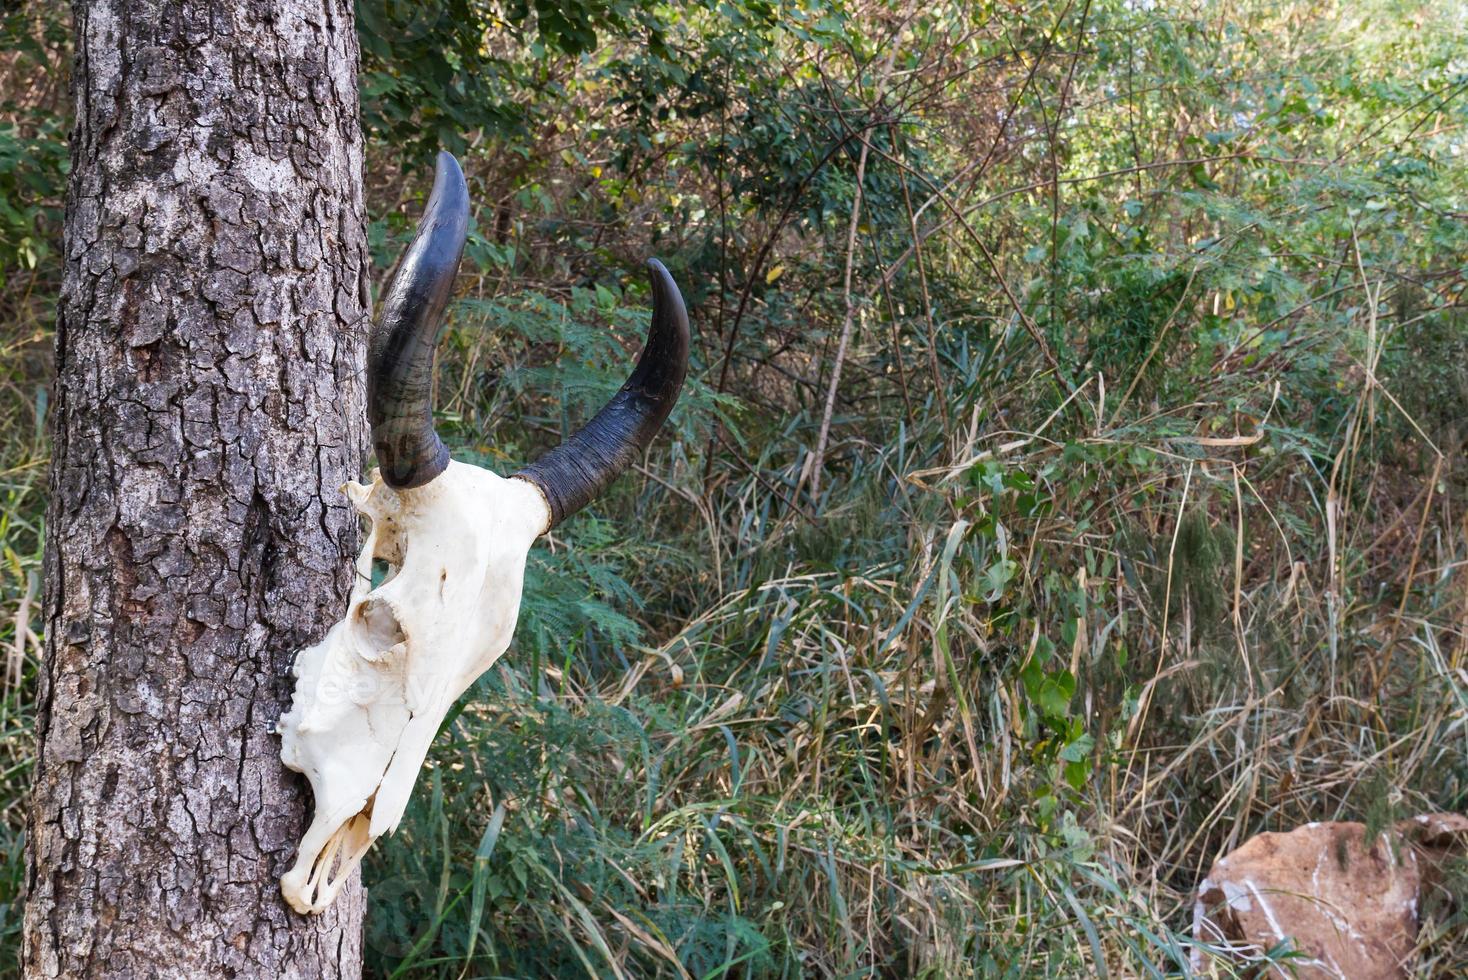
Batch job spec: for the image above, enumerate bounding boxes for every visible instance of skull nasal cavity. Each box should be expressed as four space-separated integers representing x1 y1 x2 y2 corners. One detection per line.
356 596 406 650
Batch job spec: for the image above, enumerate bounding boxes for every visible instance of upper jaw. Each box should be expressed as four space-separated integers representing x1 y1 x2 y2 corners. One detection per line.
276 463 548 914
280 805 374 914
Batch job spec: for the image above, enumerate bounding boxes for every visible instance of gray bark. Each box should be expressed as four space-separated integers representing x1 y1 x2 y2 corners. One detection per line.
25 1 370 975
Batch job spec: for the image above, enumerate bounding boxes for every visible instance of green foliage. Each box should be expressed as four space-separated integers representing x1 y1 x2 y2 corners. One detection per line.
0 116 65 286
2 0 1468 975
1078 262 1192 400
0 5 66 291
357 0 680 160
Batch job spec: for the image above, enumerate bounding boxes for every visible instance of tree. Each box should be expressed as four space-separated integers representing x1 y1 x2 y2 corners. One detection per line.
25 1 369 975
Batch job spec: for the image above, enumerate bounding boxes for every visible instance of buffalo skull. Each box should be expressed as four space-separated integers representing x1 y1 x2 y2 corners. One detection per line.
276 153 688 914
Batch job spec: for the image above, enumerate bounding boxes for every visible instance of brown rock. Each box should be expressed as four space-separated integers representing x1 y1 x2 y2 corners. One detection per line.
1191 814 1467 978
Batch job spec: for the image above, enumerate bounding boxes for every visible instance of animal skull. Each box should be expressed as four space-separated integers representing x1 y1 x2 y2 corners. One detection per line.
276 153 688 914
277 465 548 912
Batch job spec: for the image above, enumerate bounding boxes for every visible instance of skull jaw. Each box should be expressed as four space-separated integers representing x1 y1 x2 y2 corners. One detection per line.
280 807 374 914
276 610 473 915
277 700 460 914
276 464 550 914
278 713 396 915
277 608 406 916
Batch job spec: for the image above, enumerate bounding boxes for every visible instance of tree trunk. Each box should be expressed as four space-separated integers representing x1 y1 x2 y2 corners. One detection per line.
25 1 370 975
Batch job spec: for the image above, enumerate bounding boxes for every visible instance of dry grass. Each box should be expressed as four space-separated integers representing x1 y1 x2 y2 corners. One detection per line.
1 0 1466 976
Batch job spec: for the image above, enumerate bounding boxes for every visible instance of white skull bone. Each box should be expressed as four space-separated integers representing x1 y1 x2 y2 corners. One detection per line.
274 151 687 914
276 463 549 914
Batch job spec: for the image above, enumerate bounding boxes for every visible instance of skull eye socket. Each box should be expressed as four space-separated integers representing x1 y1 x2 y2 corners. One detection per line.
371 557 397 588
353 596 407 664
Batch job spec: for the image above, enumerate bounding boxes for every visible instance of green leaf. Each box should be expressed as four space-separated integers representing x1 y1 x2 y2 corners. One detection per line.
1059 733 1095 763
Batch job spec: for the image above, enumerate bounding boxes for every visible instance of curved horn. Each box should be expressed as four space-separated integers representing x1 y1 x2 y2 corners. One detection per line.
368 151 469 489
514 259 690 529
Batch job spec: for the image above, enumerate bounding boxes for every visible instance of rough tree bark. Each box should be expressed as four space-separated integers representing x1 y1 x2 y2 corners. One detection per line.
25 1 370 975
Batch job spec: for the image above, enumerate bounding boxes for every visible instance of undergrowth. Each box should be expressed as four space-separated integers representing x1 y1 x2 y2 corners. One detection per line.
2 0 1466 976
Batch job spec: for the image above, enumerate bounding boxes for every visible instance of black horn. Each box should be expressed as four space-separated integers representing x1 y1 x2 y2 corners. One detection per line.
514 260 689 528
368 150 469 489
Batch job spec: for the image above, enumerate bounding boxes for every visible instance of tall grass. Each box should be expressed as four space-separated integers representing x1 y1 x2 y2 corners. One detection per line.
0 4 63 965
2 0 1467 976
